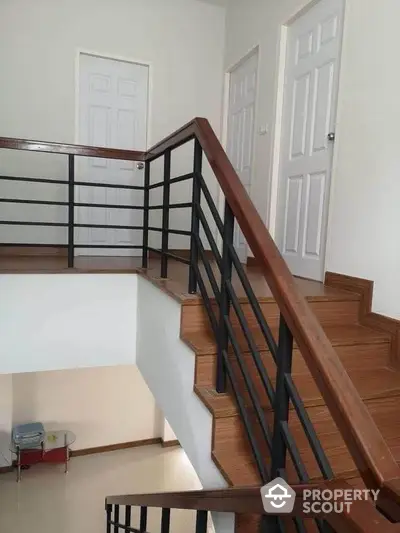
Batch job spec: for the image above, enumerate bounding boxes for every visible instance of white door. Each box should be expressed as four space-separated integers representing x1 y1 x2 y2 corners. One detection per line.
276 0 344 280
78 53 149 256
226 50 258 263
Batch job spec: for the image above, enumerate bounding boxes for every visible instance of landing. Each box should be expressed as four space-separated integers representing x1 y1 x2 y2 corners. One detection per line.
0 253 357 303
139 259 359 303
0 254 142 273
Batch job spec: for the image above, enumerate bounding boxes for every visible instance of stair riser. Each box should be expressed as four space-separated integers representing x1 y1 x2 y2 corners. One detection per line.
182 299 360 335
212 395 399 486
195 343 390 388
213 407 358 484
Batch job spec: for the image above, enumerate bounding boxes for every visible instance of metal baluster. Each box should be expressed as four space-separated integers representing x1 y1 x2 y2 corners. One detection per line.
271 315 294 477
161 508 171 533
114 505 120 533
142 161 151 268
195 510 208 533
68 155 75 268
216 201 234 393
140 506 148 532
161 150 171 278
106 504 112 533
125 506 132 532
188 139 202 294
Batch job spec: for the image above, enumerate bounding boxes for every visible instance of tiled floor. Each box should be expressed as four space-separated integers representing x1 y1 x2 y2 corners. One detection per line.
0 445 206 533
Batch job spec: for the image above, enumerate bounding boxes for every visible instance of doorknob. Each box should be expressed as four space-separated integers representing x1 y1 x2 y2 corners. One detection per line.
327 132 336 142
136 162 145 170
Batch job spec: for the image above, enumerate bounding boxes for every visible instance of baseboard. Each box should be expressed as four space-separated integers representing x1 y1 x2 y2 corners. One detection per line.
325 272 400 368
0 437 167 472
70 437 162 457
0 465 14 474
161 439 180 448
0 246 67 257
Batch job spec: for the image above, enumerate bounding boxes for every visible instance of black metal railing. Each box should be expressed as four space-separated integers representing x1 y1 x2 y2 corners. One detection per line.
106 503 207 533
0 143 147 265
1 134 334 533
141 136 335 533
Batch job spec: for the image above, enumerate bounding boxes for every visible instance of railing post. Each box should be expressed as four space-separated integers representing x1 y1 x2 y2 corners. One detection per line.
106 504 112 533
161 150 171 278
68 154 75 268
216 201 234 393
139 506 148 532
195 510 208 533
114 504 120 533
142 160 150 269
188 139 202 294
270 314 294 478
161 508 171 533
124 506 131 530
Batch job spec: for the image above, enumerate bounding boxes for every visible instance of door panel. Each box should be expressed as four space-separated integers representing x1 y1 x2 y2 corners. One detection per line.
78 54 148 256
226 50 258 263
277 0 344 280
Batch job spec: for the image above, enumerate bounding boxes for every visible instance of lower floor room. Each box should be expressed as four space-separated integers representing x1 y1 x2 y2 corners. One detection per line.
0 445 205 533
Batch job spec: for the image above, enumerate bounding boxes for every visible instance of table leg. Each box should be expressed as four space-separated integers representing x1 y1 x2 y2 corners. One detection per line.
64 432 69 474
16 445 21 483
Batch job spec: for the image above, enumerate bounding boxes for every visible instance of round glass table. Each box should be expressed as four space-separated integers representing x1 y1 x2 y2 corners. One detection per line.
10 430 76 482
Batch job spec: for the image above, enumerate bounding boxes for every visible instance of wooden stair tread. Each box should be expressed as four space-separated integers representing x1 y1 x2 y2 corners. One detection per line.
139 260 360 304
183 323 391 355
195 365 400 418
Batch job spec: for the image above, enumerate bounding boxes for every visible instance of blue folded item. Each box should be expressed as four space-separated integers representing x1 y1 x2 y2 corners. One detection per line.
12 422 45 449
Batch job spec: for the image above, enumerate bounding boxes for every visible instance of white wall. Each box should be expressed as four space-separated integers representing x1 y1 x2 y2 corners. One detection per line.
0 274 137 373
11 366 160 451
136 276 227 489
224 0 400 319
325 0 400 319
0 0 225 247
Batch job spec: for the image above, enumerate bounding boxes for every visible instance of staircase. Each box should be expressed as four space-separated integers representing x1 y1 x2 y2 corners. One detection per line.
141 263 400 490
2 119 400 532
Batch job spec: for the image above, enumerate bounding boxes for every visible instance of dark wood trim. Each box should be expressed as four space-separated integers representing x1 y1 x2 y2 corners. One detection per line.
106 480 395 531
145 118 400 491
0 246 67 257
325 272 400 368
70 437 161 457
0 136 145 161
161 439 180 448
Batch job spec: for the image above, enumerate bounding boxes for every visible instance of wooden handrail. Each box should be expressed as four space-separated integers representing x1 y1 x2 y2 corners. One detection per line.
0 136 145 161
1 124 399 496
106 482 400 533
145 118 400 492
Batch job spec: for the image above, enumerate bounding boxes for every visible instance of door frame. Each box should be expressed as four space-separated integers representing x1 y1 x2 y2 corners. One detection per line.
269 0 347 277
74 50 151 255
219 46 260 256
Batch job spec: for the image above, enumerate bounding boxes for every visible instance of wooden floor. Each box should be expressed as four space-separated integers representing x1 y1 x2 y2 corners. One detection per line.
0 253 351 303
0 254 143 273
